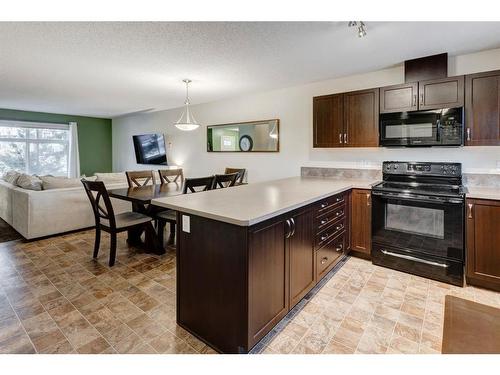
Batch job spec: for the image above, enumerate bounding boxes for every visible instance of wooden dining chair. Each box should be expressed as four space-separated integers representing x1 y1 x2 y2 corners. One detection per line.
158 168 184 184
126 170 156 187
224 168 246 184
182 176 215 194
156 175 215 247
81 180 154 266
212 173 239 189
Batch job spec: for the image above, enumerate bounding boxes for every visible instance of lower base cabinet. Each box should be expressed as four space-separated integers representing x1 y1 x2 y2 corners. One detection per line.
466 198 500 291
176 191 348 353
350 189 372 257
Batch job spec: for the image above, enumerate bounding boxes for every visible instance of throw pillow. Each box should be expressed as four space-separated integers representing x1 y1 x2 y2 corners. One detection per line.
95 172 127 184
16 173 43 191
40 176 82 190
2 170 21 185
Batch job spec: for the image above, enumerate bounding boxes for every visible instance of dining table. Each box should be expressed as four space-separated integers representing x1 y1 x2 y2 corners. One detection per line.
107 183 183 254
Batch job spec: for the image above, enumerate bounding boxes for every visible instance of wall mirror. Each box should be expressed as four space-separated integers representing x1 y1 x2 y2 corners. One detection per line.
207 119 279 152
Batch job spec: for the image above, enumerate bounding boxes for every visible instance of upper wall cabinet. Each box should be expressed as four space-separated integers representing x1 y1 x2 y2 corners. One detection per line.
418 76 464 110
380 76 464 113
344 89 379 147
313 88 379 148
313 94 344 147
380 82 418 113
465 70 500 146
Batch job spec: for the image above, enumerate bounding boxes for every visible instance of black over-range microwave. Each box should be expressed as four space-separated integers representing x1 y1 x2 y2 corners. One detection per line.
379 107 464 147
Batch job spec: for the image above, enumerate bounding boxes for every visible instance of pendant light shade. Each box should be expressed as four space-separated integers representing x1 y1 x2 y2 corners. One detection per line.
174 79 200 131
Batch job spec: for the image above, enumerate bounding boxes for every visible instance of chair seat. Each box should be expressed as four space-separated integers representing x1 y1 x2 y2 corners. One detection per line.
156 210 177 222
101 211 152 229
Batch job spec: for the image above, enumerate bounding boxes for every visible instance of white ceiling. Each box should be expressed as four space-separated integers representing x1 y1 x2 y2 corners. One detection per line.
1 22 500 118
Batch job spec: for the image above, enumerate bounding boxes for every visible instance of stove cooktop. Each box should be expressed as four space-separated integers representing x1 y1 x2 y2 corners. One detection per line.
372 181 466 197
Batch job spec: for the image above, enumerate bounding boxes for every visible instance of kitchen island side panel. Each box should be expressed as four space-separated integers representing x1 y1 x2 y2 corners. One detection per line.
176 212 249 353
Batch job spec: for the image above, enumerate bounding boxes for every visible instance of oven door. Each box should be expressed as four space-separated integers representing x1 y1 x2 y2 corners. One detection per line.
371 191 464 261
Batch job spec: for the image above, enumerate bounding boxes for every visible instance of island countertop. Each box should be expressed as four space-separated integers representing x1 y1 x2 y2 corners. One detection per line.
151 176 379 226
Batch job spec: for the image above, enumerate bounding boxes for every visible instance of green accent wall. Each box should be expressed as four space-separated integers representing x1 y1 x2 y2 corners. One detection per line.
0 108 112 176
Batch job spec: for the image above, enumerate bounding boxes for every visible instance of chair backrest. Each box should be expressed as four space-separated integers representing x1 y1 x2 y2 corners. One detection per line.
212 173 239 189
126 170 156 187
183 176 215 194
81 179 116 228
224 168 246 184
158 168 184 184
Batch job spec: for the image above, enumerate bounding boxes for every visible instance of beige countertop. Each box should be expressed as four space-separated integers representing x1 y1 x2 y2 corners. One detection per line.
466 186 500 201
152 176 379 226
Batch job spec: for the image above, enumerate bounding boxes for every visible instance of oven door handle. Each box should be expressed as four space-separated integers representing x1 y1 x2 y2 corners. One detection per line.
371 190 463 204
380 249 450 268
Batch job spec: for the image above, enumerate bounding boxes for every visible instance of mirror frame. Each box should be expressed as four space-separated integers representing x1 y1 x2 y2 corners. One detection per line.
206 119 280 153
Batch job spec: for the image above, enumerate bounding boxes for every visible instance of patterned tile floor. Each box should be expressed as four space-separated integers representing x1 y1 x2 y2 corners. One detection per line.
0 230 499 354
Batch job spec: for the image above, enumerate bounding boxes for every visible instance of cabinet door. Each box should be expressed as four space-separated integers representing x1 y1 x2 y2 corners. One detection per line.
350 189 372 255
248 219 289 347
313 94 344 147
380 83 418 113
289 210 315 307
344 88 379 147
418 76 464 110
466 199 500 291
465 70 500 146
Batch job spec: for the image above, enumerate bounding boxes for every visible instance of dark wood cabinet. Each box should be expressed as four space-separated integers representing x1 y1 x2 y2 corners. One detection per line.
465 70 500 146
248 218 289 346
380 82 418 113
344 88 379 147
313 89 379 148
418 76 464 110
379 76 464 113
350 189 371 256
289 210 315 307
313 94 343 147
466 198 500 292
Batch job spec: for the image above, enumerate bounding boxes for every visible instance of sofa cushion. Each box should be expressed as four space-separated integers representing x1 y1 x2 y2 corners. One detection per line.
95 172 127 184
40 176 82 190
2 170 21 185
16 173 43 191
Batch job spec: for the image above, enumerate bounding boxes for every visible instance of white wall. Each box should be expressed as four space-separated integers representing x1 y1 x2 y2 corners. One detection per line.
113 48 500 182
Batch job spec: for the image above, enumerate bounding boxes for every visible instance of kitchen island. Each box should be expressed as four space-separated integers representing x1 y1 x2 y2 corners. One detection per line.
152 176 378 353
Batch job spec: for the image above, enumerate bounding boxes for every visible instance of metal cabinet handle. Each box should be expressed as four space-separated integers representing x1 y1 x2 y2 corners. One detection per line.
335 244 343 252
467 203 473 219
466 128 471 141
381 249 449 268
290 218 296 237
336 210 343 216
339 133 343 144
320 203 329 209
321 257 328 265
320 219 328 225
413 94 417 107
420 93 424 104
320 234 328 242
366 193 371 206
344 133 348 144
335 197 343 203
335 224 344 231
285 219 291 238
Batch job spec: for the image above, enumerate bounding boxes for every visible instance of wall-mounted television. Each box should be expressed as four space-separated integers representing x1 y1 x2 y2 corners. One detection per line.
133 134 167 165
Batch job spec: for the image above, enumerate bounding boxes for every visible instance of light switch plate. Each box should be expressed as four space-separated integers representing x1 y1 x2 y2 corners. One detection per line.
182 215 190 233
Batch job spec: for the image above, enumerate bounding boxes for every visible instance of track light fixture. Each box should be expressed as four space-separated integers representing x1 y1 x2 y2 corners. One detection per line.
348 21 367 38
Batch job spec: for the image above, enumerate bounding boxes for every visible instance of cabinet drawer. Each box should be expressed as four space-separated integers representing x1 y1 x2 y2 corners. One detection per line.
315 193 346 217
317 234 345 280
315 204 346 233
315 217 346 250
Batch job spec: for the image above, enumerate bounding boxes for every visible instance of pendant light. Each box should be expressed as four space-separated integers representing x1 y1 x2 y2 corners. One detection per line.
174 79 200 131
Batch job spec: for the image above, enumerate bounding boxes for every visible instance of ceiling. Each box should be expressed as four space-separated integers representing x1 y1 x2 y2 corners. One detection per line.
1 22 500 118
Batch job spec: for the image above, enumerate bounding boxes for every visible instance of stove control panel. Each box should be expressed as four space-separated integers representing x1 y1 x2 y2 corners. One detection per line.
383 161 462 177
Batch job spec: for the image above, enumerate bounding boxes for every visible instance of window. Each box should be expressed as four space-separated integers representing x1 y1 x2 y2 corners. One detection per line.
0 120 71 177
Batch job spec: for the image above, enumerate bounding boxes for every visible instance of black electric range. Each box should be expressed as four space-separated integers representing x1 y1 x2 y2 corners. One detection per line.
371 161 465 286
